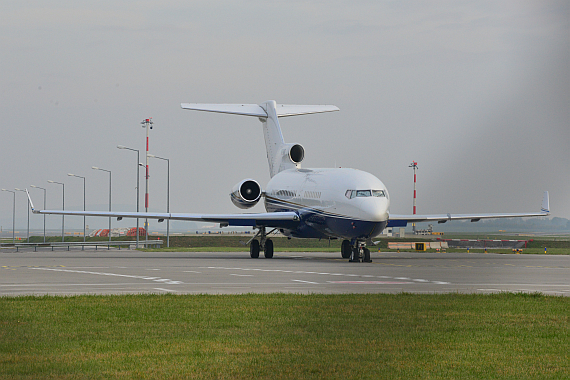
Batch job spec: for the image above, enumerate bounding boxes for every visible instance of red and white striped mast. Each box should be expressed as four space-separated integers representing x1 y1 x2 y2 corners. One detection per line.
409 161 418 234
141 118 153 242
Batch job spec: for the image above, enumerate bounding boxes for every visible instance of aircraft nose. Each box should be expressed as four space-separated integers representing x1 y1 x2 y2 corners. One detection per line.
362 197 389 222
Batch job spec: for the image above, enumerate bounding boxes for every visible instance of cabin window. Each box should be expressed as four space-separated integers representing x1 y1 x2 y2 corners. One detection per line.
276 190 295 198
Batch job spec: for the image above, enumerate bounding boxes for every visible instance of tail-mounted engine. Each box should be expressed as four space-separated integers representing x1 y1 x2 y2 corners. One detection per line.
287 143 305 164
230 179 262 209
276 143 305 173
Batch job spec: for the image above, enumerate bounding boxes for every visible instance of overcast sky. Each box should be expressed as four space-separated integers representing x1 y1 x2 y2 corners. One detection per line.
1 0 568 232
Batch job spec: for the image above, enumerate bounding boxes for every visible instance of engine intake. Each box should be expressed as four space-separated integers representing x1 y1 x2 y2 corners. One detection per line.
288 144 304 164
230 179 262 209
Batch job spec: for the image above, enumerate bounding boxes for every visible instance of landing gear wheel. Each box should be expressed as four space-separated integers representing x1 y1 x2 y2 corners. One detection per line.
264 239 274 258
341 240 352 259
349 247 361 263
250 239 260 258
362 248 372 263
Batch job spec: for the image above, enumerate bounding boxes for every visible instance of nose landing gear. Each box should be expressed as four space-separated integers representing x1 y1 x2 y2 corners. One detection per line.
341 239 372 263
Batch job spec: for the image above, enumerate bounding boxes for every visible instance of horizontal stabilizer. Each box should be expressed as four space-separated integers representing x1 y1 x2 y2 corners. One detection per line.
181 103 267 117
274 104 340 117
181 102 339 118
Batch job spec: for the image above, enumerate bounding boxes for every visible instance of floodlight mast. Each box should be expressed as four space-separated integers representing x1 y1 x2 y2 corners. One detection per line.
2 189 16 244
30 185 47 243
409 161 418 234
148 153 170 248
47 180 65 241
141 118 153 244
67 174 86 244
117 145 141 248
15 188 30 242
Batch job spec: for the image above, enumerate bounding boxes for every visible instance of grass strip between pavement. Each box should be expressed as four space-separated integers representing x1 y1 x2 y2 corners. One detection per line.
1 293 568 379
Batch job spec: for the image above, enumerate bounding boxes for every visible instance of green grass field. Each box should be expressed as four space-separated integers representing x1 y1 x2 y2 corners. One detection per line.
4 235 569 254
136 235 570 254
1 293 568 379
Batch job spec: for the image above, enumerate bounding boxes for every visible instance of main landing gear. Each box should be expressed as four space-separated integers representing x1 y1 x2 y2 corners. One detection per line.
249 226 274 259
341 239 372 263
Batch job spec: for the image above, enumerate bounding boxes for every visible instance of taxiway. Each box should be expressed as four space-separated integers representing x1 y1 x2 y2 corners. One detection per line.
1 249 568 296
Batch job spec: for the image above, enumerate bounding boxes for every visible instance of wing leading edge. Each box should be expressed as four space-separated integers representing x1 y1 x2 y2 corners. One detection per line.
387 191 550 227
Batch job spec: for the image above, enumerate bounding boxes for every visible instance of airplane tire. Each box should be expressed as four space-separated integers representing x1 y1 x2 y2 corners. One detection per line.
341 240 351 259
264 239 274 258
349 247 360 262
363 248 371 263
250 240 260 258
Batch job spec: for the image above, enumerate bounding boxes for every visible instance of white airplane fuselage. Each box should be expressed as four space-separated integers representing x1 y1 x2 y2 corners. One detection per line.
264 167 389 240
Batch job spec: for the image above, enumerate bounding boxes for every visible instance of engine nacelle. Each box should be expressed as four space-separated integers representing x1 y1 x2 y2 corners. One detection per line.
230 179 262 209
287 143 305 164
276 143 305 173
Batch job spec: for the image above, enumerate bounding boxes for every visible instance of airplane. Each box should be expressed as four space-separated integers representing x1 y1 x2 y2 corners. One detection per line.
26 100 550 262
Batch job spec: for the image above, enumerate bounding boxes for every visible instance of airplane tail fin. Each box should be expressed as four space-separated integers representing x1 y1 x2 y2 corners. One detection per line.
181 101 338 177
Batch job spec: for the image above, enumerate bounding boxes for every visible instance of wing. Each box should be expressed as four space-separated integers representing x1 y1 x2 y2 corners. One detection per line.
387 191 550 227
25 190 299 229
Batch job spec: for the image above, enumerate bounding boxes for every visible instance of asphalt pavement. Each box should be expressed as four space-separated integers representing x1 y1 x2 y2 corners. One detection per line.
1 248 568 296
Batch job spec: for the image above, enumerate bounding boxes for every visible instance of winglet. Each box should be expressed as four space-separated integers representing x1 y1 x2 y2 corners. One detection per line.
541 191 550 213
25 189 37 213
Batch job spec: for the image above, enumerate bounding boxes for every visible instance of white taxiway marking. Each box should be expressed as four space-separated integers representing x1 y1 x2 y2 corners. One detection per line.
291 279 319 284
154 288 176 292
202 267 447 285
30 268 183 285
230 274 253 277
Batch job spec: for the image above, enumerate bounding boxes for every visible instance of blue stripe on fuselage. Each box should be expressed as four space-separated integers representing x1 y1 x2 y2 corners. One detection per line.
265 196 387 240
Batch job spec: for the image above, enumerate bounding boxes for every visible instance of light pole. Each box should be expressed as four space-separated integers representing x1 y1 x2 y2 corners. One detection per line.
68 174 86 244
92 167 112 242
148 153 170 248
138 163 148 247
409 161 418 234
14 189 30 242
117 145 140 248
30 185 46 243
141 118 153 246
48 180 65 241
1 189 15 243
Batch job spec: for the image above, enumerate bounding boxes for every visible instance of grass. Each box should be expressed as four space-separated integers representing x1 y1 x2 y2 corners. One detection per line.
138 235 570 254
4 235 569 254
1 293 568 379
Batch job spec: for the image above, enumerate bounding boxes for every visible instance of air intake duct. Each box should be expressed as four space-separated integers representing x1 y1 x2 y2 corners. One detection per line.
230 179 262 209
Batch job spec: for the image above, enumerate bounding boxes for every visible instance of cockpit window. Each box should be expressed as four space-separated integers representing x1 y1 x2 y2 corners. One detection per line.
346 189 386 199
356 190 372 197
